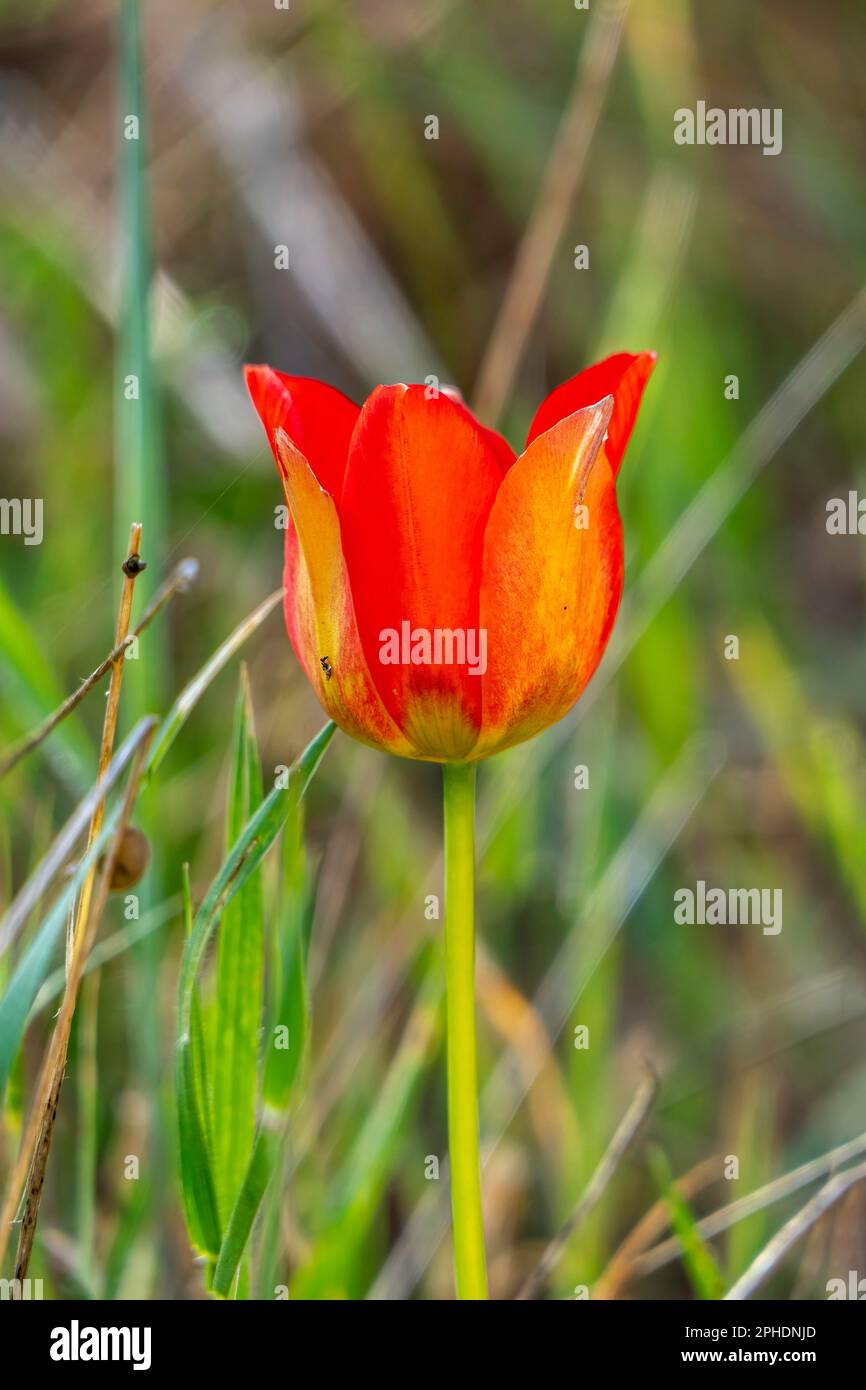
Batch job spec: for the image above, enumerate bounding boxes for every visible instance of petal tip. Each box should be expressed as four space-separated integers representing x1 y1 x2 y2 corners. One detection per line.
274 426 334 499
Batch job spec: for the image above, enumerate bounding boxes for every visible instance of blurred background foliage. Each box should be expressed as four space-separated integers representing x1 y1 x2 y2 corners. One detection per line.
1 0 865 1299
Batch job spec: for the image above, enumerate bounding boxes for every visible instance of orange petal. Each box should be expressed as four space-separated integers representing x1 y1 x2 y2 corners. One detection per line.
274 429 413 756
441 385 515 473
474 398 621 758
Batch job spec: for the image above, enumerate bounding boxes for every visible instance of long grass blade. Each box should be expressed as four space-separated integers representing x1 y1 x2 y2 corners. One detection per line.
212 665 265 1224
176 721 335 1038
294 960 441 1299
175 863 219 1258
145 588 282 780
176 1038 221 1259
263 794 316 1111
174 720 335 1269
212 1125 277 1299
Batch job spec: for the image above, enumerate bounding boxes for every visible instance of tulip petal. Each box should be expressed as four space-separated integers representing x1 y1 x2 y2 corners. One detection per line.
474 397 621 758
273 428 413 756
441 385 515 473
479 423 517 475
439 389 514 475
526 351 656 476
244 365 359 494
340 384 503 758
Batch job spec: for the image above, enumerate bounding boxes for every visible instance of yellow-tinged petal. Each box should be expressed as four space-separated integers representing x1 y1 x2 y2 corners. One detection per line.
274 428 413 757
473 397 621 758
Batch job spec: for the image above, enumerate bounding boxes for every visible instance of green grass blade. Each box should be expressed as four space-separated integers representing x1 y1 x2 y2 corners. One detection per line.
176 1037 221 1258
0 577 91 794
211 1125 277 1299
145 589 282 780
293 960 441 1299
0 716 156 1099
0 718 155 954
176 720 335 1039
728 622 866 927
115 0 167 718
175 863 220 1259
263 796 316 1111
184 865 213 1162
174 720 335 1268
214 790 320 1296
212 665 265 1224
649 1147 725 1300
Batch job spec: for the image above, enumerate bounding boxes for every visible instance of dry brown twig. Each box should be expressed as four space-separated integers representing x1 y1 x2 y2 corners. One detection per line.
0 525 153 1278
63 524 144 974
0 717 156 1274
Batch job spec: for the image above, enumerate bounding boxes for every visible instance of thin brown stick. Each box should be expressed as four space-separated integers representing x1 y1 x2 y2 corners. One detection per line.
725 1159 866 1300
471 0 630 425
0 555 198 781
516 1063 658 1300
1 525 146 1277
0 717 156 1273
64 523 143 972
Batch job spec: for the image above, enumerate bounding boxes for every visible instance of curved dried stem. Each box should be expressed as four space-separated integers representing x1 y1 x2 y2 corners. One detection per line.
725 1159 866 1301
1 525 151 1279
625 1127 866 1291
0 718 156 1275
472 0 630 425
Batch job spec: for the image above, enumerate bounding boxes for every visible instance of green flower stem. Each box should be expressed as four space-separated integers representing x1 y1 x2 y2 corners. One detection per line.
442 761 488 1300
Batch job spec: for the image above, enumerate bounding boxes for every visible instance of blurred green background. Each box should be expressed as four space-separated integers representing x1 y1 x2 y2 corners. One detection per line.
1 0 865 1299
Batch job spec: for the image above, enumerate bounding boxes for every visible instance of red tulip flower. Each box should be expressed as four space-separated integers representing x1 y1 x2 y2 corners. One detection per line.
244 351 655 763
245 350 654 1300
